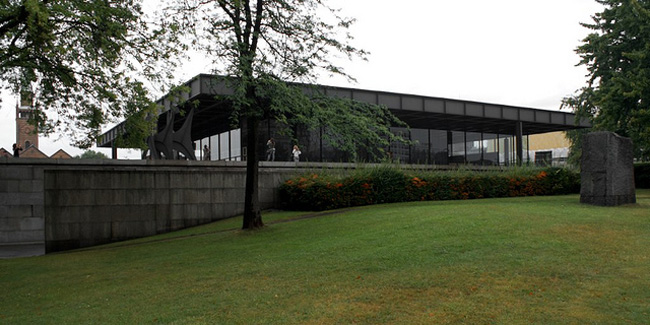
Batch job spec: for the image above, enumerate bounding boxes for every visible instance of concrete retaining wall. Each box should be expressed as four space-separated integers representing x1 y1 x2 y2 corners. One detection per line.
1 158 308 256
1 158 467 257
0 163 46 256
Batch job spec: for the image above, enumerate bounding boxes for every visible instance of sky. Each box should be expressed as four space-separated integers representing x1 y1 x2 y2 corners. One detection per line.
0 0 604 158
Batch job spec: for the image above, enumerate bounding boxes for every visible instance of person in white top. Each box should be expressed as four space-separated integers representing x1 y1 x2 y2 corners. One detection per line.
292 145 301 162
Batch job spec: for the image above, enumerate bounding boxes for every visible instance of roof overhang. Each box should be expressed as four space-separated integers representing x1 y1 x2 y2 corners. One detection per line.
98 74 590 148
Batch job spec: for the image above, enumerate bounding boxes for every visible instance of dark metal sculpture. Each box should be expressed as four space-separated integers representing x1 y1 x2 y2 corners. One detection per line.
144 108 196 160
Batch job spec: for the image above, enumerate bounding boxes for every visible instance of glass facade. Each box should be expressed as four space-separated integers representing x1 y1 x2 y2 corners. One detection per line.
196 121 531 166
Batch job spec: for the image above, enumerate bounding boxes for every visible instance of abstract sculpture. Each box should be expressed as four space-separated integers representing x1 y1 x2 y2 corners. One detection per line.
143 108 197 160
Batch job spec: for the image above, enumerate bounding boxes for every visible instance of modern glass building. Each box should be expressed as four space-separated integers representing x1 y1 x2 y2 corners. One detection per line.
98 74 590 165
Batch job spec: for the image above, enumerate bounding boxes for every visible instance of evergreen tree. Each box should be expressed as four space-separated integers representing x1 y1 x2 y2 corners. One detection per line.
563 0 650 161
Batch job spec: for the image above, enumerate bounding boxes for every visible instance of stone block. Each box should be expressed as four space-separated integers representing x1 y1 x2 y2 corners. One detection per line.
196 204 213 219
581 132 636 206
224 188 245 203
31 180 44 193
70 189 96 206
183 204 198 219
223 173 246 188
110 173 133 189
2 167 32 180
79 222 110 240
0 216 20 231
0 180 20 193
43 171 57 190
0 230 43 243
8 205 32 218
154 189 171 204
154 173 170 188
211 189 225 203
183 189 211 204
223 203 244 218
20 217 44 231
170 190 184 204
210 173 224 187
131 172 155 189
169 204 185 219
211 204 225 219
170 172 193 189
124 189 155 205
155 204 170 221
32 204 44 218
18 192 43 206
259 188 276 206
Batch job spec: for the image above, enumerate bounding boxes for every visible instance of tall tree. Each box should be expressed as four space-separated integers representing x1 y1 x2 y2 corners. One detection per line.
563 0 650 161
166 0 406 229
0 0 181 148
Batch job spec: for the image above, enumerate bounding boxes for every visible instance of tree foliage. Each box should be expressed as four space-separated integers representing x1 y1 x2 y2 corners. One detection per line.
0 0 181 148
75 149 108 160
563 0 650 161
166 0 407 229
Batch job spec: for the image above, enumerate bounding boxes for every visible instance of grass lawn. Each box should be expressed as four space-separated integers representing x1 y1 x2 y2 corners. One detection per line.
1 190 649 324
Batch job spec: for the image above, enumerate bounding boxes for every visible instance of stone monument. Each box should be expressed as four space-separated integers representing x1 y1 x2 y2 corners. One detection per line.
581 131 636 206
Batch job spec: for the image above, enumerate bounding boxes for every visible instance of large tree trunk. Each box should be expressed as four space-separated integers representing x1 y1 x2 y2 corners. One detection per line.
242 115 264 229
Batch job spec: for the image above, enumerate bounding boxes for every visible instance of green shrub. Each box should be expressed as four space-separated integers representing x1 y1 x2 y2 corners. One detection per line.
279 167 581 211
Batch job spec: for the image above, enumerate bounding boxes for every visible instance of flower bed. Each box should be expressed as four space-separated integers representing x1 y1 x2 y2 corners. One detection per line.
279 167 580 211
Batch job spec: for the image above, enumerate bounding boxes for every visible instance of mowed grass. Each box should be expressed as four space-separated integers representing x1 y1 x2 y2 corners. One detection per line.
1 191 649 324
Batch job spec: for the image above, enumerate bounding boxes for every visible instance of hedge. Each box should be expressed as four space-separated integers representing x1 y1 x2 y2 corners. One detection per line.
279 167 580 211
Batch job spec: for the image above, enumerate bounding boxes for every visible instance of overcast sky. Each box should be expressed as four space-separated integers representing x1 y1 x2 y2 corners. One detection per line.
0 0 603 158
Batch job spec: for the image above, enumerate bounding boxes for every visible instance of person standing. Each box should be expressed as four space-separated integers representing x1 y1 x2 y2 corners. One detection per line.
266 138 276 161
12 143 22 158
292 145 301 162
202 145 211 161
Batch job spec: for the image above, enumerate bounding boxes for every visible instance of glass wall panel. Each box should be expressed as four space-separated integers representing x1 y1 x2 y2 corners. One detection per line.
390 127 410 163
450 131 465 164
466 132 482 164
430 130 448 165
499 135 515 166
220 132 229 160
482 133 498 166
523 135 530 164
230 129 241 161
295 125 320 162
410 128 429 164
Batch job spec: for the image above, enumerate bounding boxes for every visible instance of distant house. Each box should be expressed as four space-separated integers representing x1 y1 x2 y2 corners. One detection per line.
20 146 48 159
0 148 12 158
50 149 73 159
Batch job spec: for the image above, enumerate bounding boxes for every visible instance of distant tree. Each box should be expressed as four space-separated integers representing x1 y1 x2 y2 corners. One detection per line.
75 150 109 160
563 0 650 161
166 0 407 229
0 0 181 149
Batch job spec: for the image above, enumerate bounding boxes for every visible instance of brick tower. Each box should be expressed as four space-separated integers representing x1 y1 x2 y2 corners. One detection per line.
15 90 38 150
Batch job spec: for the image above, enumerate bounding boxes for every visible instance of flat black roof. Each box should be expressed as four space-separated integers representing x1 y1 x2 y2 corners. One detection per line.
98 74 590 148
